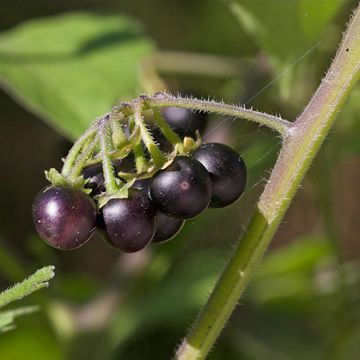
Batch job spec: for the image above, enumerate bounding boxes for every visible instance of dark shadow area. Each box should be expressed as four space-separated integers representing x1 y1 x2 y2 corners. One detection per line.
0 29 141 64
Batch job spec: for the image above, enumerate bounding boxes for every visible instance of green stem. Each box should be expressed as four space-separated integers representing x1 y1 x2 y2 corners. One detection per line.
0 266 55 309
61 126 97 177
133 101 167 167
175 4 360 360
111 113 129 149
99 120 121 194
152 108 182 146
68 134 99 179
133 141 147 173
146 94 291 137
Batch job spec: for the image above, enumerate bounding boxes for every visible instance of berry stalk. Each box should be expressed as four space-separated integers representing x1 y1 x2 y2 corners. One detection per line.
68 134 99 180
99 119 121 194
152 108 182 146
61 125 98 177
175 4 360 360
146 93 291 137
133 100 167 167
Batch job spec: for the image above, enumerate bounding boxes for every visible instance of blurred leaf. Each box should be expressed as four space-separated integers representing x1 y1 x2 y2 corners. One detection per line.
226 0 342 105
227 0 342 63
0 306 38 334
248 236 333 311
0 321 62 360
335 87 360 156
93 248 223 359
255 236 331 280
0 13 154 139
299 0 342 38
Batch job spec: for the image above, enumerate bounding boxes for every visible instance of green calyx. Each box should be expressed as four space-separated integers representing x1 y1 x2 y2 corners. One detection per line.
45 168 90 193
46 97 205 207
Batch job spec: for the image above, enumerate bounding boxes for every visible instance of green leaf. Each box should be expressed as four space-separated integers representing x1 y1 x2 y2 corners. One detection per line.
92 245 224 359
226 0 342 103
0 306 39 334
255 235 332 280
335 87 360 156
248 236 333 311
0 12 154 139
227 0 342 63
0 321 63 360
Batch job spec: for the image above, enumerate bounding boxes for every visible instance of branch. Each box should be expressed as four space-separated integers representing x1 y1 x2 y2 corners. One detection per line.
175 3 360 360
145 93 291 137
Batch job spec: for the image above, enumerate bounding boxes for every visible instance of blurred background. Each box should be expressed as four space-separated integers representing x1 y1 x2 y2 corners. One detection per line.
0 0 359 359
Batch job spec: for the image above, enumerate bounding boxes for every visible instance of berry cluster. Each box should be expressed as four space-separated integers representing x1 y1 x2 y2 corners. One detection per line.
32 105 247 253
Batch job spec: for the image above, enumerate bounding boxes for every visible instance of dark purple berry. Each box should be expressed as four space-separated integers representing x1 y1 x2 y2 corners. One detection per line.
162 108 208 137
153 212 185 243
132 178 184 243
101 190 155 253
150 156 212 219
32 186 96 250
193 143 247 207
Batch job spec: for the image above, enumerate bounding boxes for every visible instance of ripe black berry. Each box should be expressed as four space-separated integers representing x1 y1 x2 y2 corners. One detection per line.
192 143 247 207
150 156 212 219
153 212 185 243
32 186 97 250
101 190 155 253
162 107 208 137
132 178 185 243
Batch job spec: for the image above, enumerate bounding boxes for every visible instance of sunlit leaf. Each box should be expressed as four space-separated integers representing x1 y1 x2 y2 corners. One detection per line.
0 13 154 139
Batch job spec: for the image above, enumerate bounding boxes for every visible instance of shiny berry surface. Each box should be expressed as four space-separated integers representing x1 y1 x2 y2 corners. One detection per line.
32 186 97 250
101 190 155 253
153 212 185 243
150 156 212 219
193 143 247 207
132 178 185 243
162 107 208 137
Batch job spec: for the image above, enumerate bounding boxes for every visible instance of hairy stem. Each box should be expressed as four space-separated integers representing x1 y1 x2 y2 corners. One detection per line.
61 125 98 177
0 266 55 309
133 141 147 173
68 134 99 179
133 100 167 167
176 4 360 360
99 120 121 194
146 93 291 137
111 113 129 149
152 108 182 146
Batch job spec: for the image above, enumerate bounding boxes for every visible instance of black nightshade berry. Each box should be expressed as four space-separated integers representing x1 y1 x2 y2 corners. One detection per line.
133 178 185 243
153 212 185 243
101 190 155 253
193 143 247 207
32 186 97 250
162 107 208 137
150 156 212 219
